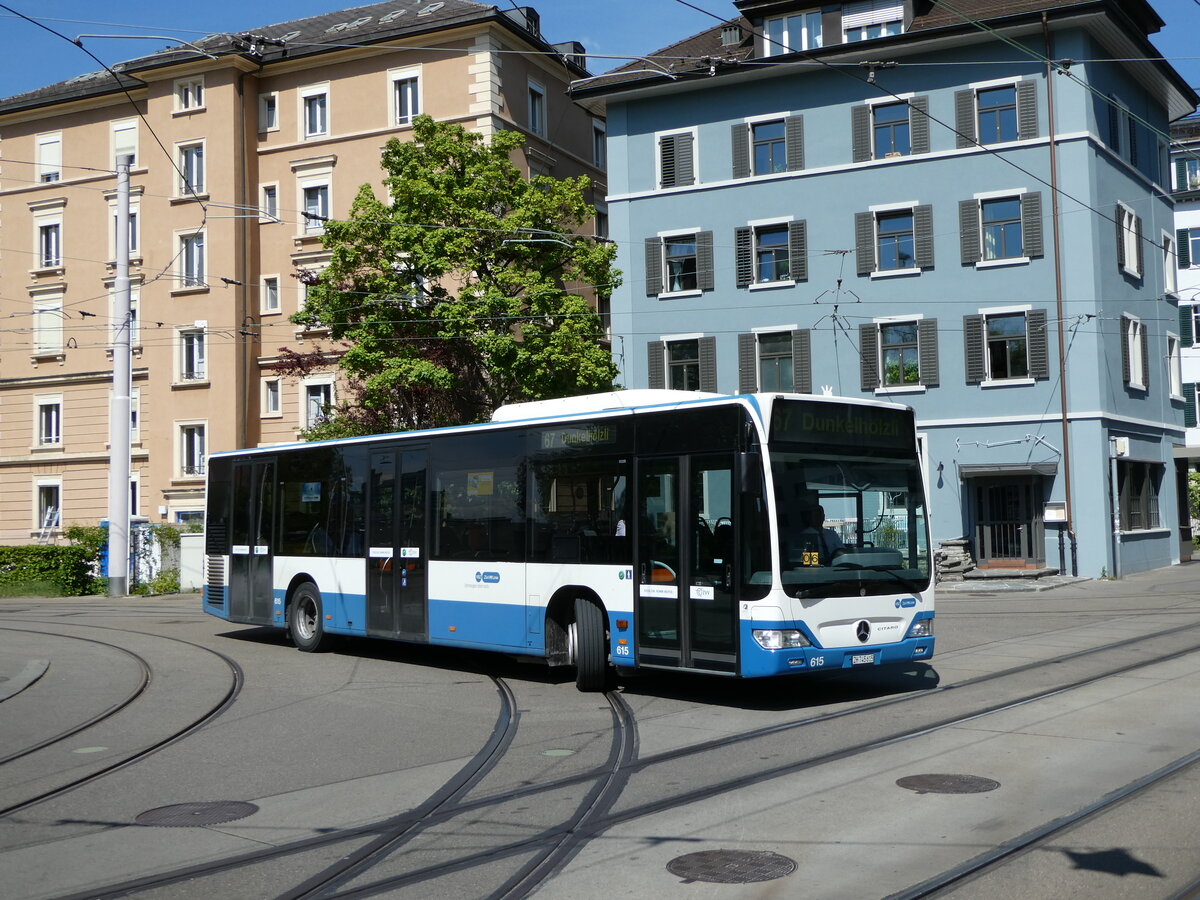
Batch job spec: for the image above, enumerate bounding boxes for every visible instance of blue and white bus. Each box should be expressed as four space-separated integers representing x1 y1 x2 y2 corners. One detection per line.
202 390 933 690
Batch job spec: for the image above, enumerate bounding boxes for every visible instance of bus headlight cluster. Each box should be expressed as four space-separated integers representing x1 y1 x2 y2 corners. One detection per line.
905 619 933 639
753 629 811 650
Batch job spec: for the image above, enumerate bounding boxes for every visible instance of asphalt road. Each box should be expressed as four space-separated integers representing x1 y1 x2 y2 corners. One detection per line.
1 563 1198 899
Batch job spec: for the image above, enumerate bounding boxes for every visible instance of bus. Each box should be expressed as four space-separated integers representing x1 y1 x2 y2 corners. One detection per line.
202 390 934 690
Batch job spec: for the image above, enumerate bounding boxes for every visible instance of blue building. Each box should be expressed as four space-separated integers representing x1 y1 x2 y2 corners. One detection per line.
574 0 1197 578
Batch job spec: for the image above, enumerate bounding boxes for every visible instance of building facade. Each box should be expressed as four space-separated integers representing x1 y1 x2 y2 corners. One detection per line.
576 0 1197 577
0 1 605 540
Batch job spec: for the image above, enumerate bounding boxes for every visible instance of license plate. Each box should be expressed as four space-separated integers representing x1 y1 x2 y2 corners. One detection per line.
851 653 876 666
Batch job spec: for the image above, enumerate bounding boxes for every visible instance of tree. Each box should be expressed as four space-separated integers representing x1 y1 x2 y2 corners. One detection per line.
275 115 619 437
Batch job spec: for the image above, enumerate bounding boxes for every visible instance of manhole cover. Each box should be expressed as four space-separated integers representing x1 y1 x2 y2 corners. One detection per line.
666 849 796 884
897 773 1000 794
135 801 259 827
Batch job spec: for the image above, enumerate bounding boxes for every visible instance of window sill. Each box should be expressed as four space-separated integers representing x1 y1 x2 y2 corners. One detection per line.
875 384 926 395
870 267 922 279
1121 265 1143 280
303 131 330 141
31 443 63 453
170 193 210 205
1127 381 1147 393
656 289 703 300
1170 392 1185 402
172 107 206 117
980 377 1035 388
975 256 1030 269
172 379 210 389
30 352 65 364
171 285 209 297
106 257 144 269
748 279 796 292
29 266 65 278
260 308 283 316
294 233 326 247
1117 527 1170 538
262 411 283 419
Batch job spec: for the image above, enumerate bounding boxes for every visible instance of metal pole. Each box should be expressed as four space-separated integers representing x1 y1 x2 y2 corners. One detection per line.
107 154 133 596
1110 438 1122 579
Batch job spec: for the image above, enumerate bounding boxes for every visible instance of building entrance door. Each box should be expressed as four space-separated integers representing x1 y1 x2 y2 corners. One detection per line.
973 476 1043 567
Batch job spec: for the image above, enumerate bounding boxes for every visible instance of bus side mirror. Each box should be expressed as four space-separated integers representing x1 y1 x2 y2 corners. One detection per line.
738 452 763 499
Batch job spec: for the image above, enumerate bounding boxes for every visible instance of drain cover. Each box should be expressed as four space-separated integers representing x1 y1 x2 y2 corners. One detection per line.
897 774 1000 794
666 849 796 884
135 801 259 827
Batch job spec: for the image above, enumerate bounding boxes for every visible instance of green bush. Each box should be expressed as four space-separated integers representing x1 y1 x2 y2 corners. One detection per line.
0 545 95 596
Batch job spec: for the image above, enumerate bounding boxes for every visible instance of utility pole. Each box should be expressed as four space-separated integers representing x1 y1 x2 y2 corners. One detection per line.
107 154 133 596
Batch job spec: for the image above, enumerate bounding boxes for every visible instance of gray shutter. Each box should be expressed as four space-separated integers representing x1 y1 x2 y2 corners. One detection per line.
675 133 695 186
914 204 934 269
1114 204 1126 270
918 318 939 387
1128 117 1138 167
1120 317 1131 384
955 89 976 148
1027 308 1049 379
792 329 811 394
735 227 753 287
1140 320 1149 389
964 314 985 383
731 124 750 179
789 220 808 282
1180 303 1194 348
699 336 718 393
647 341 665 389
737 333 757 393
859 323 879 390
855 212 875 275
696 231 714 291
659 135 677 187
1134 215 1144 276
1177 158 1189 192
959 199 981 265
909 96 930 154
1109 102 1120 149
1185 383 1197 429
1021 191 1044 258
851 105 871 162
1179 228 1192 269
1016 80 1038 140
785 115 805 170
645 237 662 295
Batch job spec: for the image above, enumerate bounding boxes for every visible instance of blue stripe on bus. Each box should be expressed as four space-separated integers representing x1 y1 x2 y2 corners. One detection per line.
427 597 538 652
738 617 935 677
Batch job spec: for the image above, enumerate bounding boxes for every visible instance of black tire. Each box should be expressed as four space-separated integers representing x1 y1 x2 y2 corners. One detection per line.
288 582 326 652
573 597 609 692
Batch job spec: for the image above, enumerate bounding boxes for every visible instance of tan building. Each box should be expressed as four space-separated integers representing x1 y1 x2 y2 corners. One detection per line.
0 1 605 541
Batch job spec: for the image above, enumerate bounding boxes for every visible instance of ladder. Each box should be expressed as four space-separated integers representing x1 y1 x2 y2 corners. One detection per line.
37 507 58 544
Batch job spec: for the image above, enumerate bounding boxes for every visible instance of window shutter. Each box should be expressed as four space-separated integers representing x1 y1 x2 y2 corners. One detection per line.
731 124 750 179
659 135 677 187
1134 216 1144 277
1021 191 1044 258
855 212 875 275
697 231 714 291
1185 383 1197 429
1027 308 1049 379
647 341 665 389
789 220 808 282
851 105 871 162
793 329 812 394
1108 102 1120 149
964 314 985 383
959 199 981 264
1114 204 1126 270
785 115 805 170
1140 319 1149 389
645 237 663 295
737 333 757 393
675 133 695 186
955 90 975 148
1128 117 1138 167
859 324 879 390
914 204 934 268
918 318 939 386
1176 157 1189 192
699 336 718 392
1016 80 1038 140
1180 303 1194 349
909 96 930 154
735 227 753 286
1179 228 1192 269
1120 317 1131 385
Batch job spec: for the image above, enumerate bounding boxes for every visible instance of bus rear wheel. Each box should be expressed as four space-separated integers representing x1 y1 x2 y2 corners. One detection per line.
571 598 609 692
289 582 326 652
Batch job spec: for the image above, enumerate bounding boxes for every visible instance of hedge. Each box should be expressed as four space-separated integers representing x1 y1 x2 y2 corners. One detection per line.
0 545 95 596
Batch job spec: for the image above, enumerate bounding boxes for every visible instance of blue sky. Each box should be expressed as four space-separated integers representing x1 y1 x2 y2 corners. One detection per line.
0 0 1196 103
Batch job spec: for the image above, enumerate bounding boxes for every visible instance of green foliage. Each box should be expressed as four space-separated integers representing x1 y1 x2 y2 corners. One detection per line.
282 115 620 434
1187 472 1200 520
135 567 180 596
0 545 94 596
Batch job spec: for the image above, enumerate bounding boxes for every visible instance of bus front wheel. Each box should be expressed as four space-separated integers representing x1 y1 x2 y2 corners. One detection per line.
572 598 609 692
289 582 326 652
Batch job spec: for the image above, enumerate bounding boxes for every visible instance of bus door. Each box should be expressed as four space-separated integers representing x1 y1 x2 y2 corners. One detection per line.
636 454 737 672
229 458 275 623
367 447 428 640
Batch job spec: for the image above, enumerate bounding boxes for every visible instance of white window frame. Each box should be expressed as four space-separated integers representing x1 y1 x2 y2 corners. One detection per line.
129 387 141 444
1124 313 1145 391
528 78 546 137
657 226 703 298
1167 331 1183 400
32 297 63 355
112 119 138 167
258 92 278 132
873 313 927 395
109 285 140 347
260 183 279 223
129 472 140 518
979 304 1035 388
261 275 281 314
1117 201 1140 278
592 118 606 168
177 421 207 478
177 140 205 196
1162 230 1178 296
300 84 329 139
301 377 335 429
37 219 62 269
300 181 330 235
262 376 282 418
747 214 796 289
175 76 205 112
974 189 1029 267
751 327 799 392
34 477 62 531
655 127 698 190
35 395 63 447
389 66 421 126
842 0 903 42
36 132 62 183
763 10 822 55
177 325 207 383
108 193 141 260
176 229 206 290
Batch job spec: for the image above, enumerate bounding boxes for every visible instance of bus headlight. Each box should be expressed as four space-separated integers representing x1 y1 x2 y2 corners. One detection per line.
753 629 811 650
906 619 933 639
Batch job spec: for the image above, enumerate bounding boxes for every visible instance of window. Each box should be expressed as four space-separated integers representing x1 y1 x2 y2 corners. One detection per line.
302 87 328 138
956 81 1036 147
33 299 63 353
37 481 61 530
594 205 608 239
873 103 909 157
175 77 204 111
647 336 717 391
263 377 281 417
852 98 928 162
733 116 804 178
1117 460 1162 531
179 328 206 381
303 380 333 428
856 206 933 275
112 119 137 166
764 11 822 55
180 424 206 476
880 322 919 386
981 197 1022 260
960 192 1042 265
977 86 1017 143
36 398 61 446
130 388 140 443
109 286 140 347
178 142 204 195
664 236 697 292
737 330 811 393
657 130 696 188
757 332 794 391
180 232 205 288
755 120 788 173
1163 232 1178 296
964 309 1049 384
842 0 903 41
593 119 606 168
262 276 281 313
735 220 807 286
1188 227 1200 268
668 340 700 391
36 132 61 182
1116 202 1142 278
528 79 546 136
877 211 914 271
646 231 713 296
754 226 790 283
114 210 139 255
303 184 330 234
261 184 278 222
38 222 61 268
1178 156 1200 192
860 319 938 391
392 69 420 125
1121 314 1148 390
1168 333 1182 399
258 92 277 131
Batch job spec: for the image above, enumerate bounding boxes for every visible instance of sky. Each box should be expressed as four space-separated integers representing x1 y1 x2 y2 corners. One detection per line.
0 0 1196 104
